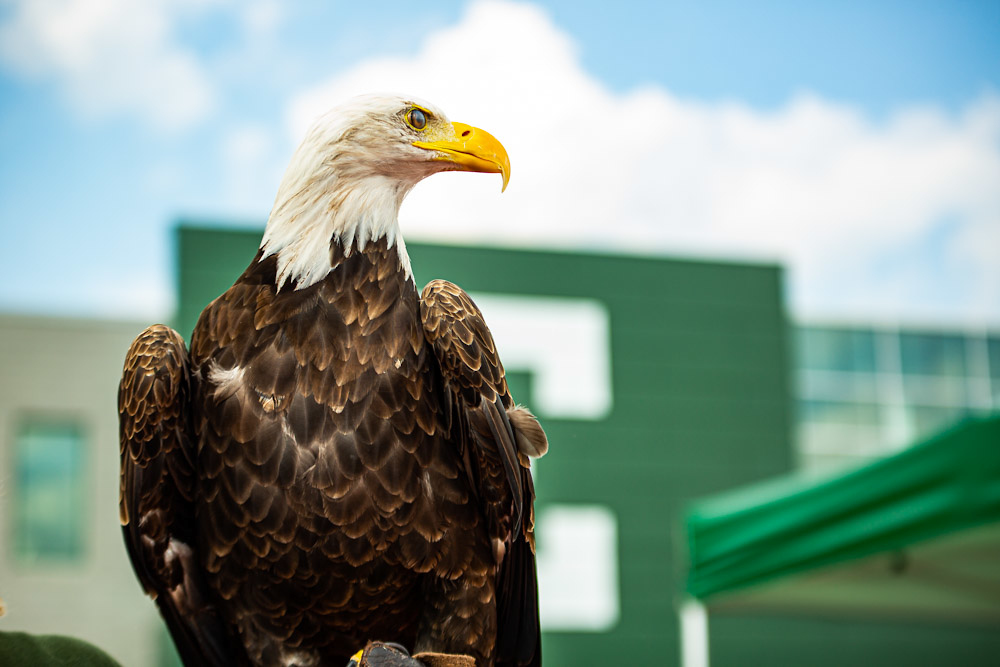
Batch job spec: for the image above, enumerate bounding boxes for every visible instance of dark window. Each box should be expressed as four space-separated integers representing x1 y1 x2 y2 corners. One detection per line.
796 327 877 373
799 399 880 427
13 418 86 562
988 336 1000 383
899 333 967 377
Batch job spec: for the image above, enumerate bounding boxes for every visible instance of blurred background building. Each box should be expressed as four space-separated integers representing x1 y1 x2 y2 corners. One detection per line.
796 324 1000 471
1 225 997 665
1 1 998 665
0 315 171 665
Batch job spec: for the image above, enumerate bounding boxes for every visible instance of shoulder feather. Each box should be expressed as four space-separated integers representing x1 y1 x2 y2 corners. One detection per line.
119 324 249 667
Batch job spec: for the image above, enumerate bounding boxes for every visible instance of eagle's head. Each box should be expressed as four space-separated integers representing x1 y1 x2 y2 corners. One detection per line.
261 94 510 290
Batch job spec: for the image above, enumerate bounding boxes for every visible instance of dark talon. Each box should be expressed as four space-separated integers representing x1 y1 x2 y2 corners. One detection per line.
349 641 424 666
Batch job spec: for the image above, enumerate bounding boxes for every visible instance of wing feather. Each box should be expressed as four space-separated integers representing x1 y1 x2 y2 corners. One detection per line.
419 280 545 667
480 395 524 532
119 324 249 667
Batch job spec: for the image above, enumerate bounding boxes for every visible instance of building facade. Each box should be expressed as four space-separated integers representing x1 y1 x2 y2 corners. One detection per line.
175 226 795 666
0 315 170 666
795 324 1000 472
1 227 997 665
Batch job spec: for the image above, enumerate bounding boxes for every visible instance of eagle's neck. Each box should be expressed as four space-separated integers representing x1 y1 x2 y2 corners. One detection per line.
260 172 414 292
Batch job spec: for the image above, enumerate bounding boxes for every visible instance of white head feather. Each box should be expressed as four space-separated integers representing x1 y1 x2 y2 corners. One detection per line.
260 94 451 290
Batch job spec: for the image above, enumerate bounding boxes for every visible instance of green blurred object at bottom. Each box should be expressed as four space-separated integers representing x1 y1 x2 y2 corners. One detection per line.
0 631 122 667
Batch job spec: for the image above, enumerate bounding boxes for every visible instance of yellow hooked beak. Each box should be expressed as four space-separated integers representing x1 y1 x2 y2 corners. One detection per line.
413 122 511 192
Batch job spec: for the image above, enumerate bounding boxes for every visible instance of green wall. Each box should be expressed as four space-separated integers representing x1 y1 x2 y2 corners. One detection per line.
175 224 795 665
407 241 794 666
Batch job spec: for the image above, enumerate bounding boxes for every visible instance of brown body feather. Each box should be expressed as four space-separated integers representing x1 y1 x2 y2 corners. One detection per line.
119 238 543 666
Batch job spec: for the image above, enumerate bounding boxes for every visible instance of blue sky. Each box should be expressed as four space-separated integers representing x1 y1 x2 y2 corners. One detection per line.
1 0 998 323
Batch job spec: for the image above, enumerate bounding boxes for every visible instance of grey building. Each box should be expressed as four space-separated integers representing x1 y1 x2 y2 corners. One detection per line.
0 314 168 666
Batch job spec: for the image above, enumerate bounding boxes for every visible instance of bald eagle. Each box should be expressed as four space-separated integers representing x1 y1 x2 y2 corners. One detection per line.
119 95 547 667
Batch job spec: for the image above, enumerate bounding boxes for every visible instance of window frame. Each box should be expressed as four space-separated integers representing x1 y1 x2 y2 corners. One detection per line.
8 412 90 566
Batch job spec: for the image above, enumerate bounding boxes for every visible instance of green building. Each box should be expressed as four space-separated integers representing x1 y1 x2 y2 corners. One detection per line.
176 224 794 665
175 225 999 666
1 223 996 666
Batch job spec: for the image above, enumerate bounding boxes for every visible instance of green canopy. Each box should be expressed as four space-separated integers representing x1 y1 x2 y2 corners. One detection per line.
684 415 1000 614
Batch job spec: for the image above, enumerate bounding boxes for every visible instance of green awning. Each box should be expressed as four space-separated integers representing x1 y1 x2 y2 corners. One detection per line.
684 416 1000 605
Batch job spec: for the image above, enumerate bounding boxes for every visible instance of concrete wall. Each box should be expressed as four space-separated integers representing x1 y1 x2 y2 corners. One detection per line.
0 314 165 667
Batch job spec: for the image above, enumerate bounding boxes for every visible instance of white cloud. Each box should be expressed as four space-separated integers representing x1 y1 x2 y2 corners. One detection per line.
217 121 284 215
0 0 217 130
285 0 1000 323
239 0 283 39
222 122 272 166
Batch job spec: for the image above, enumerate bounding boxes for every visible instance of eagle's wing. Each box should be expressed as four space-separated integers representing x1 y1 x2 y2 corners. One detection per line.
419 280 546 667
118 324 248 667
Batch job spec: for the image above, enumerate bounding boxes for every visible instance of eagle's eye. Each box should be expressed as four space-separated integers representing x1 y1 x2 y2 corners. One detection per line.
406 107 428 131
